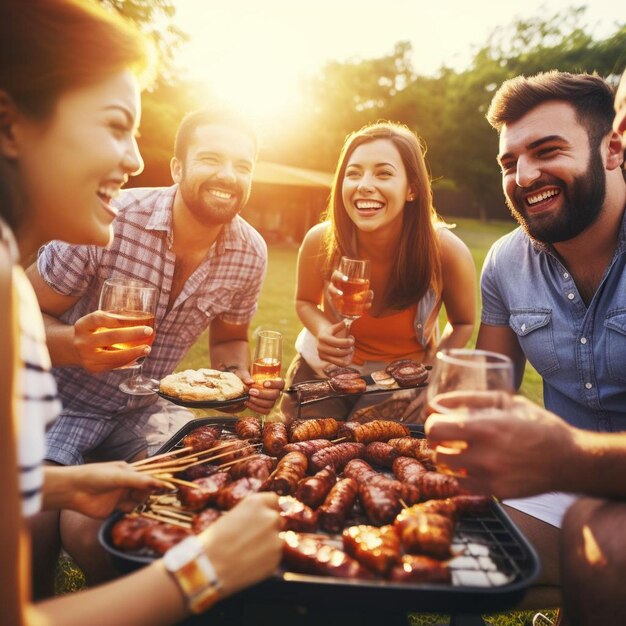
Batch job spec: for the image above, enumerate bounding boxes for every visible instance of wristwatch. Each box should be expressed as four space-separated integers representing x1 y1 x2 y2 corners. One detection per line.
163 535 221 614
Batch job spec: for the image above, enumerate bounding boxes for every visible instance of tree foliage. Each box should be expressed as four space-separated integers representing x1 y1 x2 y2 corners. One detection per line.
107 3 625 219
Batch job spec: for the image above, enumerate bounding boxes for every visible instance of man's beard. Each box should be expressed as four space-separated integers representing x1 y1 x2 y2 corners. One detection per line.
506 149 606 244
179 181 245 225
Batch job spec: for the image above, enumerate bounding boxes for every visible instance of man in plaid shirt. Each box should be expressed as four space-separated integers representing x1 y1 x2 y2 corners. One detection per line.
26 108 283 585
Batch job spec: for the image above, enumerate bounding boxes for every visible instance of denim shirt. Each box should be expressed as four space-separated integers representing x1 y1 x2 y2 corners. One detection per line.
481 214 626 433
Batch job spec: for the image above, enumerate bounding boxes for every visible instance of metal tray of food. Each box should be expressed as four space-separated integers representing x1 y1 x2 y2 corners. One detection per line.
99 417 540 613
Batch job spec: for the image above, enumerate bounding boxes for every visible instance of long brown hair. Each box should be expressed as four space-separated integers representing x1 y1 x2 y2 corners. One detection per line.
0 0 152 231
323 121 442 310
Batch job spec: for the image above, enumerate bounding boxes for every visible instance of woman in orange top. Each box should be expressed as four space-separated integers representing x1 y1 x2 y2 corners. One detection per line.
280 122 476 422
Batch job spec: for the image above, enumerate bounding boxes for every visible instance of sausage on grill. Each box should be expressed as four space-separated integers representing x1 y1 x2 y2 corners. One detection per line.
318 477 358 533
182 425 222 452
263 422 288 456
295 465 337 509
392 456 428 485
177 471 231 511
289 418 339 442
309 442 365 473
111 515 159 551
342 524 401 576
215 477 262 510
338 420 410 444
191 508 222 533
363 441 400 468
143 523 192 555
262 451 308 496
390 555 452 583
282 531 374 579
280 439 334 459
358 482 402 526
229 454 277 481
279 496 318 532
234 416 262 441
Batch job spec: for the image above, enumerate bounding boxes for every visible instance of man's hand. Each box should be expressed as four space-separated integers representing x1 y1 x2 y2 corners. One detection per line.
425 395 574 499
44 462 164 518
73 310 153 373
316 320 354 367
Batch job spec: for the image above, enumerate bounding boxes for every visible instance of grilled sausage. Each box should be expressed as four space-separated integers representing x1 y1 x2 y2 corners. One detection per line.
234 416 262 441
387 437 436 467
338 420 410 444
289 418 339 442
111 515 159 551
342 524 401 576
263 422 288 456
191 508 222 533
419 472 465 500
229 454 277 481
282 531 374 579
318 477 358 533
215 477 262 510
394 511 454 558
177 471 231 511
343 459 403 495
309 442 365 473
363 441 400 468
329 373 367 394
390 555 452 583
143 523 192 555
278 496 318 532
182 425 222 452
262 451 308 496
358 482 402 525
451 494 492 515
295 466 337 509
280 439 334 459
392 456 428 485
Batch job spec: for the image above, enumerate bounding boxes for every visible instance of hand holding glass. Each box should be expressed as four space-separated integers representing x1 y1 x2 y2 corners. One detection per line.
330 256 371 331
251 330 282 383
427 349 514 474
98 278 158 395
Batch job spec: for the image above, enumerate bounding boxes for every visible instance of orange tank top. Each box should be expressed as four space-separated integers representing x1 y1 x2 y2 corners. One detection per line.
351 304 426 365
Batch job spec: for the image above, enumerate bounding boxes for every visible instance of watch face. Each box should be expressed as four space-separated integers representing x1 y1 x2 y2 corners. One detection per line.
164 536 201 570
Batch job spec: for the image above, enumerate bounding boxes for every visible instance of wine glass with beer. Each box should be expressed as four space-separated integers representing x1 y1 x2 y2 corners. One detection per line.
251 330 282 383
427 349 513 473
330 256 371 331
98 278 158 395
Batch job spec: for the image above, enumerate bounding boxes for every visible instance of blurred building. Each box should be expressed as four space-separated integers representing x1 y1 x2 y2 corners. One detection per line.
242 161 333 244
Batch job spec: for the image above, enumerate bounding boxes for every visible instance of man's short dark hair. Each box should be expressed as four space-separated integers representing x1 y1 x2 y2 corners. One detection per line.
487 71 615 150
174 108 258 161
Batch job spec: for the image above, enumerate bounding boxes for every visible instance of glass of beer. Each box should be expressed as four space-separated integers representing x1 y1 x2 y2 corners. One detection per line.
330 256 371 331
98 278 158 395
426 349 514 474
251 330 282 383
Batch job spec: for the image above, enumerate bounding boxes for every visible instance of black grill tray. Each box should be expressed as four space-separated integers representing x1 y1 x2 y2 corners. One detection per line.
99 416 540 613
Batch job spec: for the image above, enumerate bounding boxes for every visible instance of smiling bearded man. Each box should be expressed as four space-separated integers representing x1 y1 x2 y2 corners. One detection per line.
473 71 626 615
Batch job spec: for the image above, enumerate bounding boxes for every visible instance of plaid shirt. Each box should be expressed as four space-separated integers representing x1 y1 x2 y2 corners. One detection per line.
38 184 267 425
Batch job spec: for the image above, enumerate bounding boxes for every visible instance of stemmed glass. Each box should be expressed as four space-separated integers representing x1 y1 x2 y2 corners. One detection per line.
426 348 514 472
330 256 371 331
98 278 158 395
251 330 282 383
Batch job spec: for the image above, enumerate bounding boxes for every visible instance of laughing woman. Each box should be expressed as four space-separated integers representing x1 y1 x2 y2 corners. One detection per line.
0 2 281 625
279 122 476 422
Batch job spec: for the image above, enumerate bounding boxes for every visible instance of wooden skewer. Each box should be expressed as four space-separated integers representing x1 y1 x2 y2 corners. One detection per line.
131 446 194 468
399 498 409 510
331 437 347 443
217 454 261 470
133 439 245 471
175 443 262 471
150 506 194 522
139 511 191 529
134 456 201 473
149 503 193 516
152 474 204 489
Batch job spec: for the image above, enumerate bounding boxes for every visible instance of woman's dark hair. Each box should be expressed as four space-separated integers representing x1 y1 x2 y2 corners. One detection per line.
487 71 615 151
0 0 152 230
323 121 442 310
